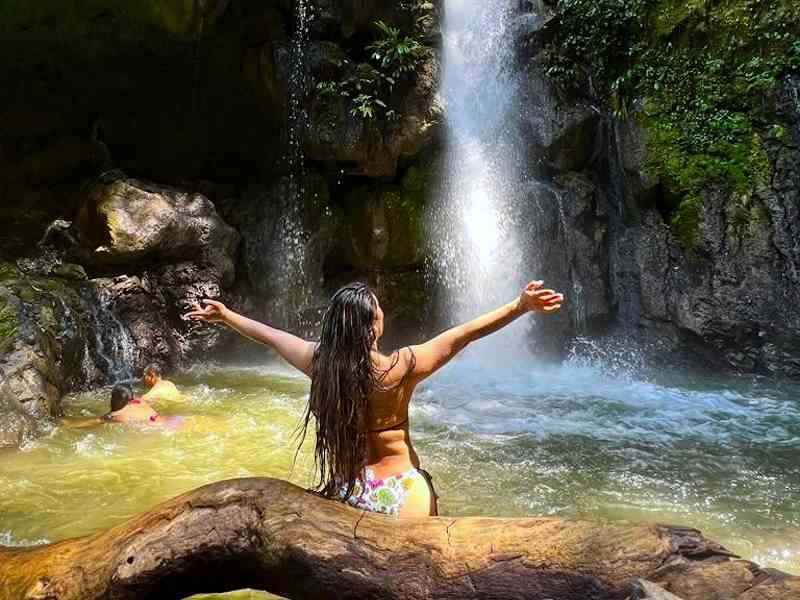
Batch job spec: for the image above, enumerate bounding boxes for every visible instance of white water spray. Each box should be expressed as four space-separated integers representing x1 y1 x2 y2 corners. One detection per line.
429 0 535 359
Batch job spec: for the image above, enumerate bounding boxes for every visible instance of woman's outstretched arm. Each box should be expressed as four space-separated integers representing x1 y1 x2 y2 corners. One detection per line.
407 281 563 382
183 300 316 376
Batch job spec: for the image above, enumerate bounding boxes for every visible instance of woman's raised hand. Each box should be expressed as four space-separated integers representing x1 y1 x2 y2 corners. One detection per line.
183 299 229 323
519 281 564 313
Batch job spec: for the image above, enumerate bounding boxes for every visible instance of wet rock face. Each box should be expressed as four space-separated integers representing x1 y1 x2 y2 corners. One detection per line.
0 263 94 446
521 66 601 175
74 177 241 367
218 161 435 348
606 86 800 375
515 16 800 375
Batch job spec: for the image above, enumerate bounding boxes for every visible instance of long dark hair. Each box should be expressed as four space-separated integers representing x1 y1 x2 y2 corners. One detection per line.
298 282 395 499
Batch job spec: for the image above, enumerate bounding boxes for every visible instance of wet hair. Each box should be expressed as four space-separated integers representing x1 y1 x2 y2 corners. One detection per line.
110 385 133 412
143 364 162 380
297 282 400 500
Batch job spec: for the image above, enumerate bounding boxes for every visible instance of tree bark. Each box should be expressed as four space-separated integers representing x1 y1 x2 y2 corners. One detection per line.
0 478 796 600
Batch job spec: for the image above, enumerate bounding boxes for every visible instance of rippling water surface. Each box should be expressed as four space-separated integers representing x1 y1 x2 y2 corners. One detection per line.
2 356 799 581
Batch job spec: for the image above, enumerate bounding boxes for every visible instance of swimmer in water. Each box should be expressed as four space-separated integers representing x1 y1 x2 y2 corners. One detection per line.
140 364 182 404
104 385 161 423
185 280 563 517
62 385 160 428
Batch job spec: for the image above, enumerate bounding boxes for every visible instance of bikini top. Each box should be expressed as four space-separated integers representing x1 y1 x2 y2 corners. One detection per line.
368 418 408 433
365 347 417 434
128 399 159 422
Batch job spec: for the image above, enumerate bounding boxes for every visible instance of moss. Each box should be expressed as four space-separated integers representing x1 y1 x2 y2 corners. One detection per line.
0 297 20 355
670 194 703 251
0 263 20 285
401 165 425 193
547 0 799 249
728 191 769 239
746 133 772 189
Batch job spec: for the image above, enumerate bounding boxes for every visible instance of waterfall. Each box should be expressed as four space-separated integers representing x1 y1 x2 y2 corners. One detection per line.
428 0 538 360
785 74 800 133
84 288 138 384
277 0 316 333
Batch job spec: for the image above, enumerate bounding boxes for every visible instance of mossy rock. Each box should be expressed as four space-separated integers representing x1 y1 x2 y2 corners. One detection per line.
341 163 432 270
0 296 20 355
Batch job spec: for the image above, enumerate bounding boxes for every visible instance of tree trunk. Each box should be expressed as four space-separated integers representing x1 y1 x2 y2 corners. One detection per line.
0 478 796 600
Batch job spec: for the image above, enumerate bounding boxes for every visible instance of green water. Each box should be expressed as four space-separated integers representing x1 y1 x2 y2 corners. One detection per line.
1 360 799 597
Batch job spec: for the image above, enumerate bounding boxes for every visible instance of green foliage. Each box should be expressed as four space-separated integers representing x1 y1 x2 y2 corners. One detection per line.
315 15 429 122
545 0 800 249
368 20 424 81
0 298 19 355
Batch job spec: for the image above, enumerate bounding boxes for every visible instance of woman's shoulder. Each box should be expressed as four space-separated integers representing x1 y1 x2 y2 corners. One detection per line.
374 347 414 370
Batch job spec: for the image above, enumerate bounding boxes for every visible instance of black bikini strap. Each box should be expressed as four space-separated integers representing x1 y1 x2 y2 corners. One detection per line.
368 418 409 433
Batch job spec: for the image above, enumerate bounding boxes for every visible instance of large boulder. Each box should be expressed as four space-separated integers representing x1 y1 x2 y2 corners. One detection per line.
0 262 93 446
77 176 238 280
75 176 240 365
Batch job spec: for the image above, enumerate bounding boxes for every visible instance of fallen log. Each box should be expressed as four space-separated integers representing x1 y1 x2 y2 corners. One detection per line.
0 478 797 600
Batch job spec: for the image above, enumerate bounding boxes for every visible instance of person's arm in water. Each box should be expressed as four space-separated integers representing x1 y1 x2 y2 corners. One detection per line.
183 300 315 376
406 281 563 382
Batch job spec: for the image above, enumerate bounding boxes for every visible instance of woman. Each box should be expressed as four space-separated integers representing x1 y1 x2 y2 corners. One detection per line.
184 280 563 517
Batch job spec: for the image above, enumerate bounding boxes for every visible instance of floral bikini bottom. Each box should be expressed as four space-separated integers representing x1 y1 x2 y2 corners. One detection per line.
338 467 438 517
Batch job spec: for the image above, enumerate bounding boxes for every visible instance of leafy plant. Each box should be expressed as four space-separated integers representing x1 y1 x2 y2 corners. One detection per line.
368 20 424 83
315 18 428 122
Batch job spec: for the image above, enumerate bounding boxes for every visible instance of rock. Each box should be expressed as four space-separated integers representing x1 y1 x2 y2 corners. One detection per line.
75 176 240 365
340 171 428 270
606 114 800 374
632 579 685 599
305 48 443 178
519 174 611 357
2 478 795 600
614 112 661 207
218 174 342 335
77 176 238 276
0 263 93 424
520 65 601 174
0 376 42 449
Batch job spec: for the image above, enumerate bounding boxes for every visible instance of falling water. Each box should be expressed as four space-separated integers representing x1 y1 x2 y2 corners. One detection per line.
265 0 316 333
287 0 311 192
429 0 537 359
84 288 138 384
785 74 800 133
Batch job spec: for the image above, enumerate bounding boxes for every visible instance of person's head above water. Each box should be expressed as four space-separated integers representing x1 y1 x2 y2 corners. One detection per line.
110 385 133 412
298 281 392 498
323 281 384 346
142 364 163 389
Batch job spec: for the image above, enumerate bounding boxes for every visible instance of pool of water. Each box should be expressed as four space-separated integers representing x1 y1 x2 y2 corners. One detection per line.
2 355 799 581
